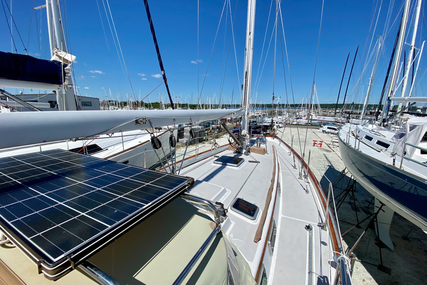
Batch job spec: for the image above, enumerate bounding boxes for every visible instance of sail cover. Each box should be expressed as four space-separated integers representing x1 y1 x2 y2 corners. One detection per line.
0 51 64 85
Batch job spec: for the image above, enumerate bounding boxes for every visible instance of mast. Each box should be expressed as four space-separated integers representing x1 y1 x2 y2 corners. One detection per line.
360 37 382 120
334 53 350 116
341 46 359 114
380 0 411 122
241 0 256 151
397 0 422 113
46 0 77 111
374 26 400 121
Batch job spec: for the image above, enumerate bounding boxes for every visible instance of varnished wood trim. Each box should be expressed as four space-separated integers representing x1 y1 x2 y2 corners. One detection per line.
255 148 280 282
273 136 341 255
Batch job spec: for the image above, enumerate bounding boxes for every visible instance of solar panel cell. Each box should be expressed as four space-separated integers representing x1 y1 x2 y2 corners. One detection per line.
11 219 38 237
40 226 82 253
21 213 56 234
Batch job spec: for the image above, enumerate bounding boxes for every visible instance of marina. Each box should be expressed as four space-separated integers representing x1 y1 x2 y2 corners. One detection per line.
1 0 426 284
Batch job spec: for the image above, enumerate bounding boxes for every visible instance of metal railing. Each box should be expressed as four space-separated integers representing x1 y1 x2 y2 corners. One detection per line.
321 178 353 285
400 142 427 168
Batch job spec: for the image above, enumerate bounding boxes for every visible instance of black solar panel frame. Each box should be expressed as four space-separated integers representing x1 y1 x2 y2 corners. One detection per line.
0 150 194 280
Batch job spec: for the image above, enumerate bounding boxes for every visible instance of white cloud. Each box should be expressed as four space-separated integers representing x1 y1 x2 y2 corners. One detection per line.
91 76 96 78
84 87 90 89
138 73 146 77
191 59 203 64
151 74 162 79
89 70 105 74
141 78 147 81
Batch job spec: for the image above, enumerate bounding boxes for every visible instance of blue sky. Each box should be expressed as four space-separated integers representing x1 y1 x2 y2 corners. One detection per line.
1 0 426 107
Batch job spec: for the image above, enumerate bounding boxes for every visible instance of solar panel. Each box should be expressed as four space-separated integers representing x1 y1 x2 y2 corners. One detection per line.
0 149 193 280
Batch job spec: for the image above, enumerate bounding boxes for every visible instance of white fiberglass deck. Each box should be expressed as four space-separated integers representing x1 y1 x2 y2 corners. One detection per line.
181 137 337 284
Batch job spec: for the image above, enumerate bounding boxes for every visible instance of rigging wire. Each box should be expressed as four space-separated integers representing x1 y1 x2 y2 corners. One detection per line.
227 0 243 102
272 0 279 107
279 32 289 112
197 0 228 105
34 5 41 57
197 0 200 108
61 0 80 107
26 0 36 52
253 0 276 96
2 0 27 54
1 0 17 53
131 79 165 110
302 0 325 163
253 0 274 95
95 0 122 99
343 0 400 115
278 1 303 155
219 0 229 108
102 0 136 100
219 0 240 109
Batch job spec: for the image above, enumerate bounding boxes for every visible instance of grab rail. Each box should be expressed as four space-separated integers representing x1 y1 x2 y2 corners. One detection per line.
78 261 119 285
172 193 223 284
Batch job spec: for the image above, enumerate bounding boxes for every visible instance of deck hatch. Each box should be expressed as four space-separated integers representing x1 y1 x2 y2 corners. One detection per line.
213 156 244 167
0 149 192 280
231 198 259 220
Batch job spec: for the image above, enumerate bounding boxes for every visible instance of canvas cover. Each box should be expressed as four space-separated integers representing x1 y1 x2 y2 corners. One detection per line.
392 117 427 157
0 51 64 85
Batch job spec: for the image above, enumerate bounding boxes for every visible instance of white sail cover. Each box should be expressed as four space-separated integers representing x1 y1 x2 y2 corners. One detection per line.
392 117 427 157
0 109 242 149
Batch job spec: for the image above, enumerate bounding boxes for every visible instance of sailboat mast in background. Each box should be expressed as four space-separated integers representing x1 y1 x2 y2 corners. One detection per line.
241 0 256 152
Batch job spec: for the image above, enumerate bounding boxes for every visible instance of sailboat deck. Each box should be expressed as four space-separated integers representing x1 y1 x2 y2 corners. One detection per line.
182 137 337 283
